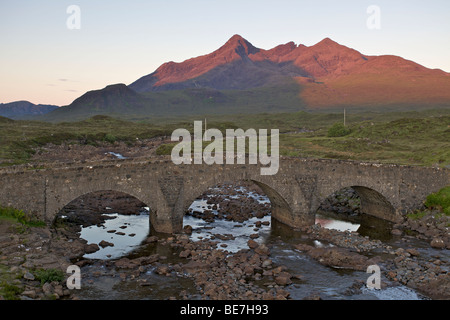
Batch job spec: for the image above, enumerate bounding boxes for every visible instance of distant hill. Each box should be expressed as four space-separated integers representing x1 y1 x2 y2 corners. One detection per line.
0 101 58 119
46 84 142 120
43 81 304 121
42 35 450 121
0 115 14 123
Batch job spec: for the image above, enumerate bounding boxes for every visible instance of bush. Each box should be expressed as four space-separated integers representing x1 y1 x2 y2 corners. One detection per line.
156 143 176 155
0 205 46 227
425 186 450 215
327 123 352 137
0 206 27 224
104 133 117 144
33 268 64 284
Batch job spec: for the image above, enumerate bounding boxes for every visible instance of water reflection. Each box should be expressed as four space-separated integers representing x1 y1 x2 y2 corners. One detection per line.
315 213 360 232
315 211 394 242
80 211 150 260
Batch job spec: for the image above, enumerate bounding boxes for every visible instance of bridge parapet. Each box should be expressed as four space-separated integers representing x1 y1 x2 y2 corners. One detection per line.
0 157 448 233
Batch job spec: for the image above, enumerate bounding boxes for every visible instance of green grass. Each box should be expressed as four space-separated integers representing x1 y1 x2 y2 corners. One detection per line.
425 186 450 215
278 114 450 167
0 265 23 300
33 268 64 285
406 211 428 220
0 281 22 300
0 115 174 166
1 109 449 168
0 205 46 227
407 186 450 221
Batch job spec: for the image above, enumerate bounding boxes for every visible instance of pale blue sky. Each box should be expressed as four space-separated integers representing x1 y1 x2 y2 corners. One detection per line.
1 0 449 105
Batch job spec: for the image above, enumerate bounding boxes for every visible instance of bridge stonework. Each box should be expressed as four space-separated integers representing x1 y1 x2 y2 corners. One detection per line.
0 157 448 234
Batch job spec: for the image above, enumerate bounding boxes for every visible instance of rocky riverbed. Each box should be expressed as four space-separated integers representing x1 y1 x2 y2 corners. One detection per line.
0 182 448 300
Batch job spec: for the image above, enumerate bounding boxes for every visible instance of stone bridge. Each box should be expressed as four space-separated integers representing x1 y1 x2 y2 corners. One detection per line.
0 157 448 233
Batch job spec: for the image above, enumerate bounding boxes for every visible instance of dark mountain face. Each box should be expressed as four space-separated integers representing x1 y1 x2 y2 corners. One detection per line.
44 83 147 120
69 83 141 110
0 101 58 119
135 59 307 92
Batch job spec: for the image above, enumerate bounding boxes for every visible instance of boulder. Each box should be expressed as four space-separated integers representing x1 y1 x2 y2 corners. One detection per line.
255 244 270 256
295 244 371 271
430 238 445 249
275 272 292 286
84 243 100 254
247 239 259 249
99 240 114 248
145 236 159 243
115 258 138 269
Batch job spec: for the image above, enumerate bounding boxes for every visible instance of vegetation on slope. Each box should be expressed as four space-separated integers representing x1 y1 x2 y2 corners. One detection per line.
0 110 449 168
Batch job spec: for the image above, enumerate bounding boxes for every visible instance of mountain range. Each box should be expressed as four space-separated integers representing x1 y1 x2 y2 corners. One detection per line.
7 35 450 120
128 35 450 108
0 101 58 120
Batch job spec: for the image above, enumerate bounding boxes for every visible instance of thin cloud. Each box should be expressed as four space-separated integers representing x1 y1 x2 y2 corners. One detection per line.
58 78 79 83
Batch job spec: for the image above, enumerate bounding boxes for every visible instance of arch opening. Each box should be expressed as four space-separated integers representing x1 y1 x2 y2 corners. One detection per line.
250 180 295 227
54 190 152 260
183 180 273 252
315 186 395 240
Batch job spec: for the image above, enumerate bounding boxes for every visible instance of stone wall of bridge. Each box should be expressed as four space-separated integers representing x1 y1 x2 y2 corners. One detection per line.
0 157 448 233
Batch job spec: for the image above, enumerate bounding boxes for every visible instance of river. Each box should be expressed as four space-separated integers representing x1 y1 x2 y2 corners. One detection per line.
74 185 445 300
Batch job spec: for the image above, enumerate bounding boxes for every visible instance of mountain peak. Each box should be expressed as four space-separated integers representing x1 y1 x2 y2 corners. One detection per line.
103 83 131 92
314 37 341 48
219 34 259 56
228 34 247 43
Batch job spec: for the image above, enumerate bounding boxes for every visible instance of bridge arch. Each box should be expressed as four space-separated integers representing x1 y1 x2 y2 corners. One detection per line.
315 185 396 223
250 179 293 227
45 184 156 225
180 178 291 229
351 186 396 221
55 189 152 216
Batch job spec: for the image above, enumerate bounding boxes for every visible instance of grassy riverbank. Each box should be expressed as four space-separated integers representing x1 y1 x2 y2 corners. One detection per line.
408 186 450 220
0 109 449 167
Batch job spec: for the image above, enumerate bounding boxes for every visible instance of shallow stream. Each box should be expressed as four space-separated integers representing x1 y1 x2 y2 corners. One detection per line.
74 186 445 300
